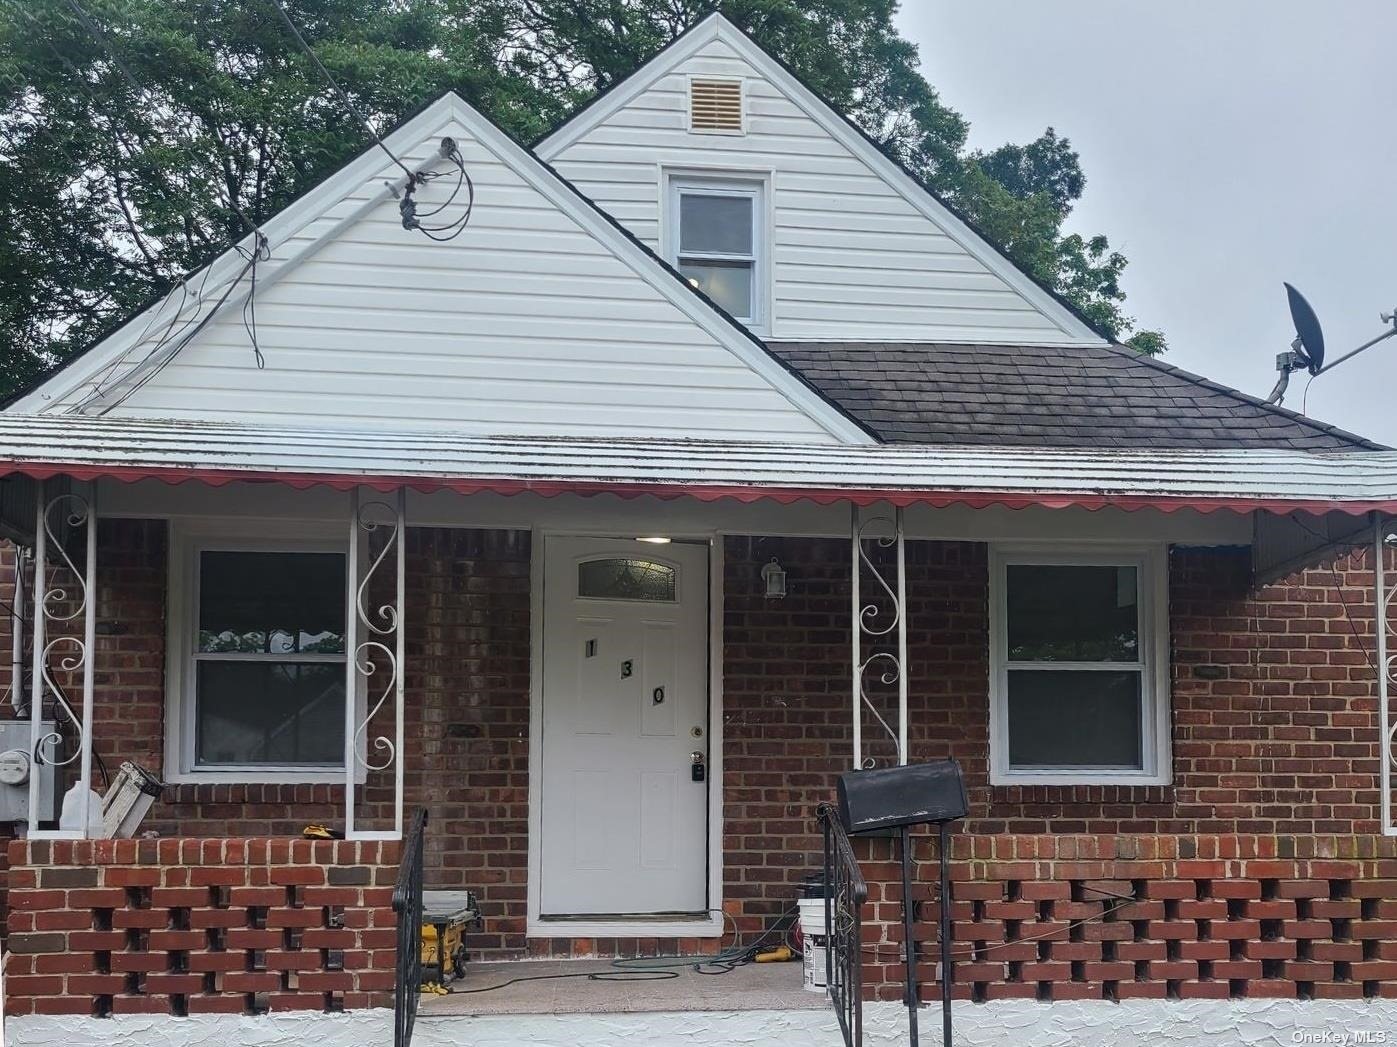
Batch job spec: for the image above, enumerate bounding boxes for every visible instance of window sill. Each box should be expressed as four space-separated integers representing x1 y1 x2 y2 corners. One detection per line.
990 771 1172 788
164 769 361 787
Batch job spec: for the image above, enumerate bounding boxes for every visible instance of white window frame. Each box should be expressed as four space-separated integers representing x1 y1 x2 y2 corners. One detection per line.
664 172 769 331
988 544 1171 786
164 521 363 785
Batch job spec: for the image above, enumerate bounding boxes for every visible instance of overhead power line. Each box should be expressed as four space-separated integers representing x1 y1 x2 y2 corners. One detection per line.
267 0 475 242
266 0 415 182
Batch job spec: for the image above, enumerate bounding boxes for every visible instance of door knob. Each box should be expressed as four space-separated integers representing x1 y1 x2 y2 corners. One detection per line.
690 750 704 764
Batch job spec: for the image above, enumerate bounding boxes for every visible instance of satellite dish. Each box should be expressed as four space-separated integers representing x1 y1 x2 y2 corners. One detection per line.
1284 282 1325 375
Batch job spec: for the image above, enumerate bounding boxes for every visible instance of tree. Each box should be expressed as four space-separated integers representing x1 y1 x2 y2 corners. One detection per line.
0 0 1164 401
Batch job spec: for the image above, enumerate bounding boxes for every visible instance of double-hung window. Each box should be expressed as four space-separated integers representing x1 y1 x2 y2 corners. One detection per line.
989 546 1169 785
174 535 348 780
668 178 764 327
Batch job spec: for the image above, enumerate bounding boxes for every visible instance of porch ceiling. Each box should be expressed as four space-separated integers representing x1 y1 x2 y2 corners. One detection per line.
3 413 1397 518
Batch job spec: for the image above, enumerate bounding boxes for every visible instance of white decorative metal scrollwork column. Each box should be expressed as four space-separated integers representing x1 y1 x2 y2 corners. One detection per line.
1376 515 1397 836
850 504 908 769
28 479 98 838
343 488 406 840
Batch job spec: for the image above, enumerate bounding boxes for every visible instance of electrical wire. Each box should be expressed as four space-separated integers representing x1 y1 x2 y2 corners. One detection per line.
266 0 414 182
439 908 801 996
858 884 1141 963
95 244 261 414
70 262 215 412
398 141 474 242
234 233 271 368
1288 516 1379 672
14 0 271 395
40 0 265 241
266 0 474 242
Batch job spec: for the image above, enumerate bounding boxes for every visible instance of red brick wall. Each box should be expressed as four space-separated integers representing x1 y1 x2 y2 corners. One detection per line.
4 837 398 1017
0 526 1388 970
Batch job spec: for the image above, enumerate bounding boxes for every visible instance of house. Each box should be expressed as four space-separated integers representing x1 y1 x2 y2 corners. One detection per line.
3 12 1396 1047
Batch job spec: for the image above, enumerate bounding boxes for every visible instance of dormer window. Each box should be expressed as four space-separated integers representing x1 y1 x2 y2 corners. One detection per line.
668 178 765 327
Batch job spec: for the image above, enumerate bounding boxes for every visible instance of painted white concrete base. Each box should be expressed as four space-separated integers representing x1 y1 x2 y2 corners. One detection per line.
7 1000 1397 1047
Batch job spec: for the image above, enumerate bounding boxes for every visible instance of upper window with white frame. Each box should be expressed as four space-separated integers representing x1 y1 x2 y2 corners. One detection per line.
180 540 347 777
989 547 1169 785
668 178 764 327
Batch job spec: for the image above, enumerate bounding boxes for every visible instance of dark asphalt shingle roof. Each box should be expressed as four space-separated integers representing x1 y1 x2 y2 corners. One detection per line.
767 341 1385 451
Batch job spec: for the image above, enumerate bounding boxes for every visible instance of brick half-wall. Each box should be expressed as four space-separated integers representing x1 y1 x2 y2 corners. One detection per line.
4 838 398 1018
858 833 1397 1003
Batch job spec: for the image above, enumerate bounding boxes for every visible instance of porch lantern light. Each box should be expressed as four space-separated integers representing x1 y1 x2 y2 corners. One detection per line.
760 557 786 599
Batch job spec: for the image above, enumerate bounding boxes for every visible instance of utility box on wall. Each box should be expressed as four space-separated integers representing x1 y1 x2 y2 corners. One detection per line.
0 719 59 824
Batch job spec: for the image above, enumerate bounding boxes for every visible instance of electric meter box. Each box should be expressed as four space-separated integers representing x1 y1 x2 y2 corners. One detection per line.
0 720 59 824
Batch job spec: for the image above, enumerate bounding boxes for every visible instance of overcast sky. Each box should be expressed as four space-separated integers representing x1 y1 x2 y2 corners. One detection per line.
895 1 1397 445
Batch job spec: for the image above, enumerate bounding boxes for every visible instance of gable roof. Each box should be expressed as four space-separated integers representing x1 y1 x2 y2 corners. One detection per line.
8 92 874 445
536 12 1110 347
768 341 1385 451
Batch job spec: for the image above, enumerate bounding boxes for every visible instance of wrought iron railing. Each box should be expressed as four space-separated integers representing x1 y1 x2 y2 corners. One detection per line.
393 808 428 1047
819 803 867 1047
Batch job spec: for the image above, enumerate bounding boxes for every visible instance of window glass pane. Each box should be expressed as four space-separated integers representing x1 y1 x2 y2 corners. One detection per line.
678 258 753 318
578 558 676 601
1007 670 1142 768
679 193 753 255
199 551 345 654
195 662 345 765
1006 564 1138 662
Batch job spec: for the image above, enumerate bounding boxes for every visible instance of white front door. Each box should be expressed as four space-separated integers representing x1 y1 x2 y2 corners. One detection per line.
539 536 710 916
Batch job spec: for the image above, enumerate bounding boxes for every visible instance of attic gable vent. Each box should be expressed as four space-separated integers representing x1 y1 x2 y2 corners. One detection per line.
689 79 743 133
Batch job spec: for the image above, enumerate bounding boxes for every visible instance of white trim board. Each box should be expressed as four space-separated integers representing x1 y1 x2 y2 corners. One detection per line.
536 13 1108 348
11 94 872 446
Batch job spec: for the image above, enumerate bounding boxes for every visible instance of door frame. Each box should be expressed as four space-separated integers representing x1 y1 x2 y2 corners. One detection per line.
525 527 726 940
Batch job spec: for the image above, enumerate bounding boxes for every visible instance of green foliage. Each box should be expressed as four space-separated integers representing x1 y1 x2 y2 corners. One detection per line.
0 0 1163 398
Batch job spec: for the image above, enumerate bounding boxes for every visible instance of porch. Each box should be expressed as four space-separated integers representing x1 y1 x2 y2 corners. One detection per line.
3 416 1397 1038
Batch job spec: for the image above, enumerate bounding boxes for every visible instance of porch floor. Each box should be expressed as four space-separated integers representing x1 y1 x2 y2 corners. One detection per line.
417 957 825 1016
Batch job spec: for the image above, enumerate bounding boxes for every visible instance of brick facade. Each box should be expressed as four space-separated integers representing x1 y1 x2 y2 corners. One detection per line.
4 837 398 1017
1 523 1391 1004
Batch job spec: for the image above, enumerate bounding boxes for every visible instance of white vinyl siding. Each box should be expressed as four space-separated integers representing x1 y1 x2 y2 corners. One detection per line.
91 115 841 443
543 34 1098 345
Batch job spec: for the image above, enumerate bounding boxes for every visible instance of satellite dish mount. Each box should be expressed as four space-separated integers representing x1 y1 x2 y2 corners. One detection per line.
1268 282 1397 405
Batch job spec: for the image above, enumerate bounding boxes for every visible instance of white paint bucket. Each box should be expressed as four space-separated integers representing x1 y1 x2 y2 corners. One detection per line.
798 897 829 993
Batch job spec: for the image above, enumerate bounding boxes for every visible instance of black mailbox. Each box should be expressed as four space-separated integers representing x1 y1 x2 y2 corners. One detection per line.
832 759 967 1047
836 758 968 834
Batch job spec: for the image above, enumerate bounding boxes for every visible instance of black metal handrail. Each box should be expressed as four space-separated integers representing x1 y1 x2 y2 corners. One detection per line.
393 808 428 1047
818 803 867 1047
